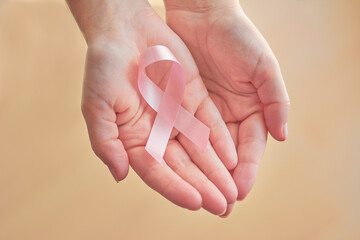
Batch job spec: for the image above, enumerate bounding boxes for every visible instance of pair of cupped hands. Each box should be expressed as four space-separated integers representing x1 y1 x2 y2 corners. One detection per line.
69 0 290 217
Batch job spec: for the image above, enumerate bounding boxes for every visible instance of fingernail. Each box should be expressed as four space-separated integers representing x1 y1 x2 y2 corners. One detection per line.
108 166 119 183
219 208 227 216
283 123 288 140
220 203 235 218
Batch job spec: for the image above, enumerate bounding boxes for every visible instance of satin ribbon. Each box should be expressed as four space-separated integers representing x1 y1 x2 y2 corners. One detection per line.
138 45 210 163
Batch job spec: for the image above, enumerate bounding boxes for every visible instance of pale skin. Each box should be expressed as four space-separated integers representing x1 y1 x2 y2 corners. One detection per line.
164 0 290 215
66 0 289 217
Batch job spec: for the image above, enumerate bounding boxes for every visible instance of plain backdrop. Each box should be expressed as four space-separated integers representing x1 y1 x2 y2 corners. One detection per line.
0 0 359 239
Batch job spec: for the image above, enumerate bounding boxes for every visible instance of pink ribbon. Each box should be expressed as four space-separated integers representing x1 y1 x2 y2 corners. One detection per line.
138 45 210 163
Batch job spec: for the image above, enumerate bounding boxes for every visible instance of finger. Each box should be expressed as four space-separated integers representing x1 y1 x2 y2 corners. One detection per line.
232 112 267 200
178 134 238 205
82 98 129 182
252 58 290 141
195 97 238 170
128 146 202 211
220 203 235 218
165 140 227 215
226 122 239 147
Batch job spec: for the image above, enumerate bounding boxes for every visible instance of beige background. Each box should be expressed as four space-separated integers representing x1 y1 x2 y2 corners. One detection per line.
1 0 359 239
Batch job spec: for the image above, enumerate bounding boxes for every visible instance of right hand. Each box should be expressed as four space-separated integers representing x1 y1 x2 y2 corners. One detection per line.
165 0 290 215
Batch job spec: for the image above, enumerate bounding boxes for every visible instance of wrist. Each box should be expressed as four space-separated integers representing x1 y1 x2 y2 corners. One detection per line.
66 0 151 44
164 0 240 13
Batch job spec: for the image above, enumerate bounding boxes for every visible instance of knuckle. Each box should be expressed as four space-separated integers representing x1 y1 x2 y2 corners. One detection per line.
269 56 280 69
282 98 291 111
80 99 90 118
90 142 101 157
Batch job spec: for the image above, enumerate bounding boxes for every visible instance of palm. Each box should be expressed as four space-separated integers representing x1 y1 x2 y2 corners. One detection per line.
81 7 238 215
167 7 289 200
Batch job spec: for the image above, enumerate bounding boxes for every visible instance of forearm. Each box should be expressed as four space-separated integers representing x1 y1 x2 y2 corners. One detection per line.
163 0 240 12
66 0 149 44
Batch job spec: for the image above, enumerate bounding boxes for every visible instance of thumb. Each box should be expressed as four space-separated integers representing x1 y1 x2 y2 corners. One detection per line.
253 56 290 141
81 97 129 182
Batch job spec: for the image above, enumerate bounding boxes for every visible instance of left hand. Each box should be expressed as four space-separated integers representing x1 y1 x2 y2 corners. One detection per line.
165 0 290 216
68 0 239 215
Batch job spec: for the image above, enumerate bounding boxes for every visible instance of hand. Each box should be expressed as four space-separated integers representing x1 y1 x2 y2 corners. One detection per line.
69 0 238 215
165 0 290 214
